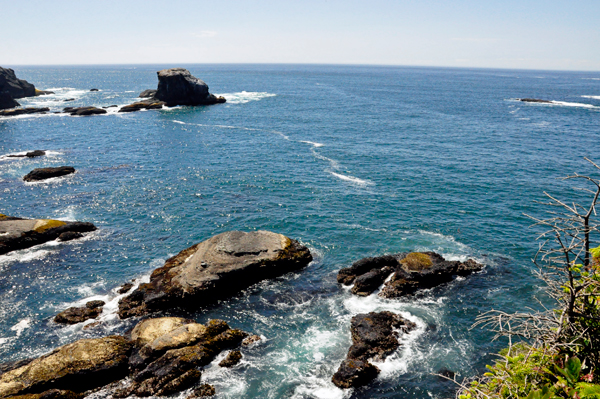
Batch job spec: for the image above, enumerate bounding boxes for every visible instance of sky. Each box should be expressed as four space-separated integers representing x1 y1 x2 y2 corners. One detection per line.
2 0 600 71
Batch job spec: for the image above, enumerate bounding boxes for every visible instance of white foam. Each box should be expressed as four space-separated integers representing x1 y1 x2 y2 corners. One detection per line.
582 95 600 100
10 318 31 337
301 140 325 148
550 100 597 109
217 91 277 104
329 171 374 186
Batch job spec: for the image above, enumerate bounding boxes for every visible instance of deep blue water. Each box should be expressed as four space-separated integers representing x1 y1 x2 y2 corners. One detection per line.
1 64 599 399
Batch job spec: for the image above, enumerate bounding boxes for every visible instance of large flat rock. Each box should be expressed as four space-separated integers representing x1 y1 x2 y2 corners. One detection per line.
118 230 312 318
0 215 96 255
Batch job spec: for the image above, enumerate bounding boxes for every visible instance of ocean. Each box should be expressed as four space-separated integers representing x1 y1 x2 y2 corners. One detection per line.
1 64 599 398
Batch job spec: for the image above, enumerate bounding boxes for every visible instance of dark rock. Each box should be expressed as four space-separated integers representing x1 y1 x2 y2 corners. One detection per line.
218 350 242 367
332 359 380 389
35 90 55 96
139 89 157 98
54 300 105 325
63 107 107 116
0 90 19 110
337 254 403 285
63 99 75 102
351 267 394 296
187 384 215 398
57 231 83 242
0 107 49 117
26 150 46 158
8 389 82 399
332 311 416 389
23 167 75 182
0 336 131 397
519 98 552 103
118 230 312 318
0 214 97 255
241 334 262 346
117 282 134 294
102 105 118 108
89 89 99 92
0 67 36 99
0 358 34 376
118 100 165 113
153 68 226 107
437 367 456 380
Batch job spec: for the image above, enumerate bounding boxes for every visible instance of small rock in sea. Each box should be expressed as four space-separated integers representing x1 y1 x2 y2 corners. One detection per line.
242 334 262 346
0 107 49 117
118 100 165 113
187 384 216 398
518 98 552 103
54 300 105 325
0 214 96 255
102 105 118 108
139 89 157 98
63 106 107 116
90 88 99 91
6 150 46 158
437 367 456 380
218 350 242 367
58 231 84 242
35 89 55 96
118 230 312 318
63 98 75 102
117 282 134 294
23 166 75 181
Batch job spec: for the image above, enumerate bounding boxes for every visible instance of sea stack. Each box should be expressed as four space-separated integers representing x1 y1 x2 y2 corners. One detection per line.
144 68 226 107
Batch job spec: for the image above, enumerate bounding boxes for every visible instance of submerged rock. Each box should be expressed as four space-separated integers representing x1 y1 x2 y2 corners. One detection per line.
0 214 96 255
0 336 131 398
23 167 75 181
153 68 226 107
338 252 483 298
332 311 416 389
118 230 312 318
0 107 49 117
63 107 107 116
54 300 105 325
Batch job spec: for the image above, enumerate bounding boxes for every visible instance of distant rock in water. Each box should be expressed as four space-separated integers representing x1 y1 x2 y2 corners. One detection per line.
23 166 75 181
119 99 166 113
139 89 157 98
332 311 416 388
35 89 55 96
518 98 553 103
118 230 312 318
0 107 49 117
0 90 19 110
0 67 36 99
63 98 75 102
337 251 483 298
63 106 107 116
54 300 105 325
0 214 96 255
153 68 226 106
90 88 99 92
6 150 46 158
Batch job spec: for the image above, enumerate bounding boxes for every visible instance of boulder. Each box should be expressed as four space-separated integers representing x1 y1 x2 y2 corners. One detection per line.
519 98 552 103
218 350 242 367
337 252 483 298
23 167 75 182
332 311 416 389
139 89 157 98
0 336 131 397
0 214 96 255
63 107 107 116
57 231 83 242
0 67 36 99
153 68 226 107
118 230 312 318
0 91 19 110
0 108 49 117
118 100 165 113
54 300 105 325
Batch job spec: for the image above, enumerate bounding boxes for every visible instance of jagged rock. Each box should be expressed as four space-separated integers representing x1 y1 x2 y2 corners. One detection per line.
153 68 226 107
54 300 105 325
0 67 36 99
187 384 215 398
519 98 552 103
0 107 49 117
0 91 19 110
332 311 416 389
23 167 75 182
0 336 131 398
241 334 262 346
338 252 483 298
57 231 83 242
118 230 312 318
139 89 157 98
129 317 193 347
63 107 107 116
218 351 242 367
117 282 134 294
118 100 165 113
0 214 96 255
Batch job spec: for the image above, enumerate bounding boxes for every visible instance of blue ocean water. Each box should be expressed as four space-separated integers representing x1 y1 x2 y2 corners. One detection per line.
0 64 599 399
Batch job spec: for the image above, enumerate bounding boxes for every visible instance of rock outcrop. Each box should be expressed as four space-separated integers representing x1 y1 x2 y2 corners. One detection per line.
6 150 46 159
218 351 242 368
54 301 105 325
23 167 75 182
332 311 416 389
0 215 96 255
0 67 36 99
518 98 552 103
119 100 165 113
152 68 226 107
338 252 483 298
0 91 19 110
118 230 312 318
63 107 107 116
0 336 131 398
0 108 49 117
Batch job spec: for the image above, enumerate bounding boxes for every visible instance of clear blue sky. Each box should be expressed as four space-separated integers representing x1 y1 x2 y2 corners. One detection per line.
2 0 600 71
